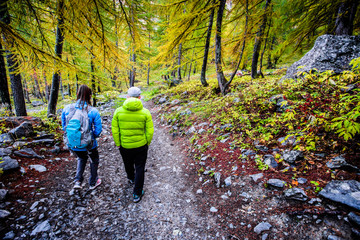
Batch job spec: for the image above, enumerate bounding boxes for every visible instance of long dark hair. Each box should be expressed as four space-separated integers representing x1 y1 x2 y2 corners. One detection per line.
77 85 92 109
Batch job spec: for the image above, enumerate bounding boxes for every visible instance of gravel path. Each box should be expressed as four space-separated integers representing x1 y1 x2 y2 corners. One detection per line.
27 101 223 239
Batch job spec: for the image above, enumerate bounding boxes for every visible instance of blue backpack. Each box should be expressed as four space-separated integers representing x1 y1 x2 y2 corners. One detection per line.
64 104 93 149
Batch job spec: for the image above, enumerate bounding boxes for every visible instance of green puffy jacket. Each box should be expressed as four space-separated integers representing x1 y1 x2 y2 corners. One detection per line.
111 97 154 149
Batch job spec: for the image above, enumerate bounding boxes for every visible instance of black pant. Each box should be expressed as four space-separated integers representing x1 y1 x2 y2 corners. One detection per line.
119 145 148 195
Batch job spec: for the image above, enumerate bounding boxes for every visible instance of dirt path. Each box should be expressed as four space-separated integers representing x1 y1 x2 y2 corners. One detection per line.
27 100 223 239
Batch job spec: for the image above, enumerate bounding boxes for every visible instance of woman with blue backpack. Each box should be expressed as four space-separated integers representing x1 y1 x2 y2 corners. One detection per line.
61 84 102 190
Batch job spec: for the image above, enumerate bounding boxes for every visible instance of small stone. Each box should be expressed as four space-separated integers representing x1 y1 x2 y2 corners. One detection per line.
29 165 47 172
0 209 11 219
0 189 8 201
297 177 307 184
214 172 221 188
250 173 263 182
284 188 308 201
224 176 232 187
210 207 218 213
31 220 51 236
196 189 203 194
3 231 15 240
348 212 360 227
267 179 285 189
254 222 272 234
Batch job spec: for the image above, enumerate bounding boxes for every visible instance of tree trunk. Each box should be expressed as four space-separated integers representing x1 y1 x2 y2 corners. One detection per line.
259 19 271 78
47 0 64 116
43 71 49 101
200 5 215 87
1 1 26 116
251 0 271 79
334 0 359 35
91 57 97 106
68 82 71 97
22 77 31 104
6 54 27 116
177 43 182 80
226 0 249 88
130 51 136 87
267 36 275 69
0 42 11 111
147 32 151 85
215 0 227 95
59 75 64 100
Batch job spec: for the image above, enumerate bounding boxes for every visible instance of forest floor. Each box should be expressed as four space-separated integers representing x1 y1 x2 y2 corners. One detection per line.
1 99 354 239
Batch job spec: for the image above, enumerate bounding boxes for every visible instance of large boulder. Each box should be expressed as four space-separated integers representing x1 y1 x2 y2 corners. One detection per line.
284 34 360 79
319 180 360 210
8 121 34 139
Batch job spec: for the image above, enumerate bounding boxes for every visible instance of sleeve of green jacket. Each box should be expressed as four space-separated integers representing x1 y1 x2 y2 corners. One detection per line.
145 109 154 145
111 108 121 146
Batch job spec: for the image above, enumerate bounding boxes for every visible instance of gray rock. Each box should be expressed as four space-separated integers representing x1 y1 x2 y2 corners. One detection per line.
263 155 278 168
341 83 358 93
0 156 19 172
186 126 196 135
319 180 360 210
269 94 288 112
278 135 297 146
267 179 285 189
158 97 167 104
254 222 272 234
298 177 308 184
282 150 303 164
284 188 308 201
171 99 180 105
224 176 232 187
34 133 55 140
348 212 360 227
3 231 15 240
8 121 34 139
233 98 240 103
284 34 360 79
326 156 359 172
31 220 51 236
327 235 341 240
198 122 208 127
214 172 221 188
250 173 264 182
220 124 233 130
0 189 8 201
308 198 322 205
13 141 28 149
0 133 14 144
0 209 11 218
13 147 44 159
31 101 44 107
31 139 56 146
210 207 218 213
29 165 47 172
242 149 256 156
255 145 268 152
198 129 207 134
0 147 12 156
50 146 61 154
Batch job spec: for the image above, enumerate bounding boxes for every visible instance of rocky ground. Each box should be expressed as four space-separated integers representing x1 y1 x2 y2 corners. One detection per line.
0 99 359 239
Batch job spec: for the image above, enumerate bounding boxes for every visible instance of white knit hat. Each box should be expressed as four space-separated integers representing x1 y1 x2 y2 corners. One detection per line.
127 87 141 97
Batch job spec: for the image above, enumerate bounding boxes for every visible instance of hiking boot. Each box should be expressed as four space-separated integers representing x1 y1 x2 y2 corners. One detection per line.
133 190 144 203
73 181 81 189
89 178 102 190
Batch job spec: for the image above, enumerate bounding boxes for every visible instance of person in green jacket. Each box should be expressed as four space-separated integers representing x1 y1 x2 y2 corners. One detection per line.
111 87 154 203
